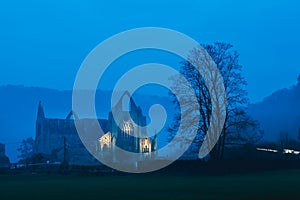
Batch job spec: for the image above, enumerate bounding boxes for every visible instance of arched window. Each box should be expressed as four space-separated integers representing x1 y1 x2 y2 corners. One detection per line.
121 121 133 136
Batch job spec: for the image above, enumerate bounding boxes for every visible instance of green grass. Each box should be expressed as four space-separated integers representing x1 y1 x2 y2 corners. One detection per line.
1 170 300 200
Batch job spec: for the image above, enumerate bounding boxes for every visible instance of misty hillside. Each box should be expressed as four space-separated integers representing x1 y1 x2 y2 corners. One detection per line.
2 80 300 162
0 85 174 162
249 80 300 142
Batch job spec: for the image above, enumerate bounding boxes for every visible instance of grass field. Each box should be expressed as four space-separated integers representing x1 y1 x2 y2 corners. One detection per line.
1 169 300 200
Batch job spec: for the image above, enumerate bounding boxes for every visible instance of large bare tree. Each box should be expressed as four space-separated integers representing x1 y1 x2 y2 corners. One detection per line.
169 42 263 160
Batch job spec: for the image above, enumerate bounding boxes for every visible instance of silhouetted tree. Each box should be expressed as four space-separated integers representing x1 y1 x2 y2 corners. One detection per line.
169 42 263 160
17 137 35 167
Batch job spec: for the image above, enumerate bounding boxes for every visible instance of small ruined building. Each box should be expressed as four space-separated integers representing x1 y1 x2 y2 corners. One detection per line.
35 92 157 166
0 143 10 169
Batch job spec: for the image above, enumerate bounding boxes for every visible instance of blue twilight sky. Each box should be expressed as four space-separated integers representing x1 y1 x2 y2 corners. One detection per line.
0 0 300 103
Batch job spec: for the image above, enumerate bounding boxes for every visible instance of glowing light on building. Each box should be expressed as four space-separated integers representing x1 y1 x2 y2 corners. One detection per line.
257 147 300 155
283 149 300 155
140 138 151 153
294 151 300 155
99 132 112 150
122 121 132 135
256 148 278 153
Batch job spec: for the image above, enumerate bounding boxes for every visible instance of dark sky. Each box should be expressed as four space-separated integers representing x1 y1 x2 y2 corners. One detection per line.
0 0 299 102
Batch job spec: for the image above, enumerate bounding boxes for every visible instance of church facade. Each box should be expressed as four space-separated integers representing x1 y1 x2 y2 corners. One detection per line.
99 91 157 154
35 92 157 166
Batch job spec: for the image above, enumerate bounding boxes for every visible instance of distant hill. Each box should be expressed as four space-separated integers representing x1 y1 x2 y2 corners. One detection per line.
0 85 174 162
248 79 300 142
2 79 300 162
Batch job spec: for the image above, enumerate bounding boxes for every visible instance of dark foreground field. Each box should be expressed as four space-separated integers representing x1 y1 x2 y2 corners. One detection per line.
1 169 300 200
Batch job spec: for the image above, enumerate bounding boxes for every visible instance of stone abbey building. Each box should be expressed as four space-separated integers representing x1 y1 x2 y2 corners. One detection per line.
35 92 157 165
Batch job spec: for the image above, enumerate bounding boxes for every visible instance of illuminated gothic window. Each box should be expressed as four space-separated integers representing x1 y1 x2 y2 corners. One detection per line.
122 121 133 135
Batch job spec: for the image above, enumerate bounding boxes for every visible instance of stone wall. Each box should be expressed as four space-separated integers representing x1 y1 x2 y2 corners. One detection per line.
35 116 108 165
